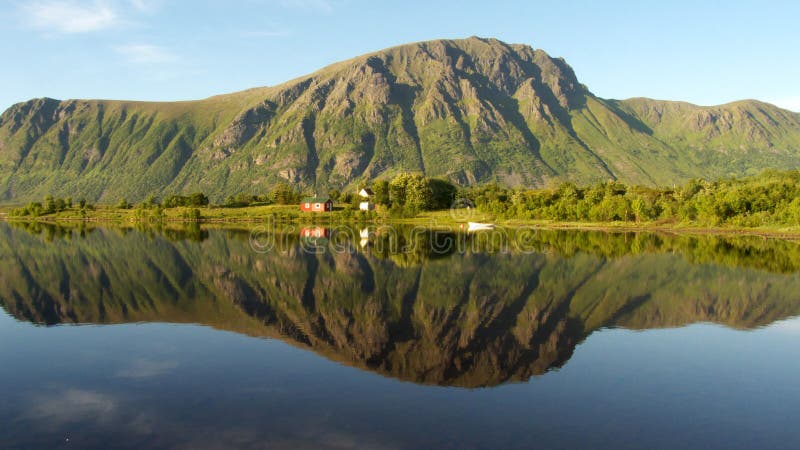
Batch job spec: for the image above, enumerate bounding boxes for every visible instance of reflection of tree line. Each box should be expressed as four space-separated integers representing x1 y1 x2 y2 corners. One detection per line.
10 221 209 243
2 223 800 387
17 221 800 274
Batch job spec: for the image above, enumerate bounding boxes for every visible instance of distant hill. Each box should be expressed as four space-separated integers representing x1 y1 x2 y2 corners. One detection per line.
2 36 800 203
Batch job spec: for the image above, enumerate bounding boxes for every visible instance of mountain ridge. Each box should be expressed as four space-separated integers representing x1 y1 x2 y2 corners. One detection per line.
2 36 800 203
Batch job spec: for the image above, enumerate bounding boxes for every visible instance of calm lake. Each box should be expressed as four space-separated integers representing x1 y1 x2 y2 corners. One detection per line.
1 222 799 449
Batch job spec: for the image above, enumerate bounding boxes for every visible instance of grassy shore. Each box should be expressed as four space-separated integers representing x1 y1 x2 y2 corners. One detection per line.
391 211 800 239
2 204 800 239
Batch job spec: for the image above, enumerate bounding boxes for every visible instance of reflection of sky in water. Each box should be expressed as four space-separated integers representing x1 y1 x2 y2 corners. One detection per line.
2 310 800 449
3 223 800 449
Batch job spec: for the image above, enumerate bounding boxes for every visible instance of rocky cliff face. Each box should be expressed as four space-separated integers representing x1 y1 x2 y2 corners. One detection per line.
2 37 800 203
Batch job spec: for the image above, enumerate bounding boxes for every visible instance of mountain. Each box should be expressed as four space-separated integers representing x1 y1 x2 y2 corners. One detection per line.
3 223 800 387
2 37 800 203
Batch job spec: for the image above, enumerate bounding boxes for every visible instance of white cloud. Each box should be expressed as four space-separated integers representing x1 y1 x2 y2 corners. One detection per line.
25 387 158 437
22 0 118 34
27 389 116 425
114 43 176 64
128 0 160 13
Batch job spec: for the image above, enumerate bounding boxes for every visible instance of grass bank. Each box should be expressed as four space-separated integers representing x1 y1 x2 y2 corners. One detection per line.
2 205 800 239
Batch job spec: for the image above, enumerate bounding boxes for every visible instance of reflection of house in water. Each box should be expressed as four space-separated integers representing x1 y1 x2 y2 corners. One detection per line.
360 228 371 248
300 227 330 245
358 188 374 211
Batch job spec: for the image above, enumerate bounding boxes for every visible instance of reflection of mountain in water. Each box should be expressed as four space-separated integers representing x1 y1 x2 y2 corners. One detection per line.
1 223 800 387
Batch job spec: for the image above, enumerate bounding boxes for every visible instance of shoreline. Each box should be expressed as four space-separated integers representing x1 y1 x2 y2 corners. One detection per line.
3 208 800 240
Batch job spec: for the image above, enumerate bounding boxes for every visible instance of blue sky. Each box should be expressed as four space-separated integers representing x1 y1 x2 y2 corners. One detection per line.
0 0 798 112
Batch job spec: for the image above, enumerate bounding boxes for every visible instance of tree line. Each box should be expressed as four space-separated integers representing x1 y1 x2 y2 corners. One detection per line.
462 170 800 227
9 170 800 227
222 175 457 218
10 195 94 217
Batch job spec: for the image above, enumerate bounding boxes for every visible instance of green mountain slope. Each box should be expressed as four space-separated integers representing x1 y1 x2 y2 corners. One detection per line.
2 37 800 203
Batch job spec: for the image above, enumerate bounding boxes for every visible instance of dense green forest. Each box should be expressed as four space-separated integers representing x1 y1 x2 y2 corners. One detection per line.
334 169 800 227
460 169 800 227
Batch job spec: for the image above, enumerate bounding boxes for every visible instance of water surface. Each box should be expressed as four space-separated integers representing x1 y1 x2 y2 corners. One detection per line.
1 222 799 449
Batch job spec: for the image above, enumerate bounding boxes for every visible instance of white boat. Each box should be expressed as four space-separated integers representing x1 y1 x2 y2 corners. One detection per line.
467 222 495 231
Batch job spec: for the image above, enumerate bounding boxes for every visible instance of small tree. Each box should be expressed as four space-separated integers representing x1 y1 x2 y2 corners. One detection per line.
44 194 56 214
189 192 209 207
272 183 299 205
372 180 390 206
140 194 158 209
428 178 457 210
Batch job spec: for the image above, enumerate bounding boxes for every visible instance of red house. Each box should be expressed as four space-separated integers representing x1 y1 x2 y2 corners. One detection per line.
300 196 333 212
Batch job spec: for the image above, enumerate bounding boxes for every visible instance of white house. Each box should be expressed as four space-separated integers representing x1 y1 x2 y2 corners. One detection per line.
358 188 374 211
